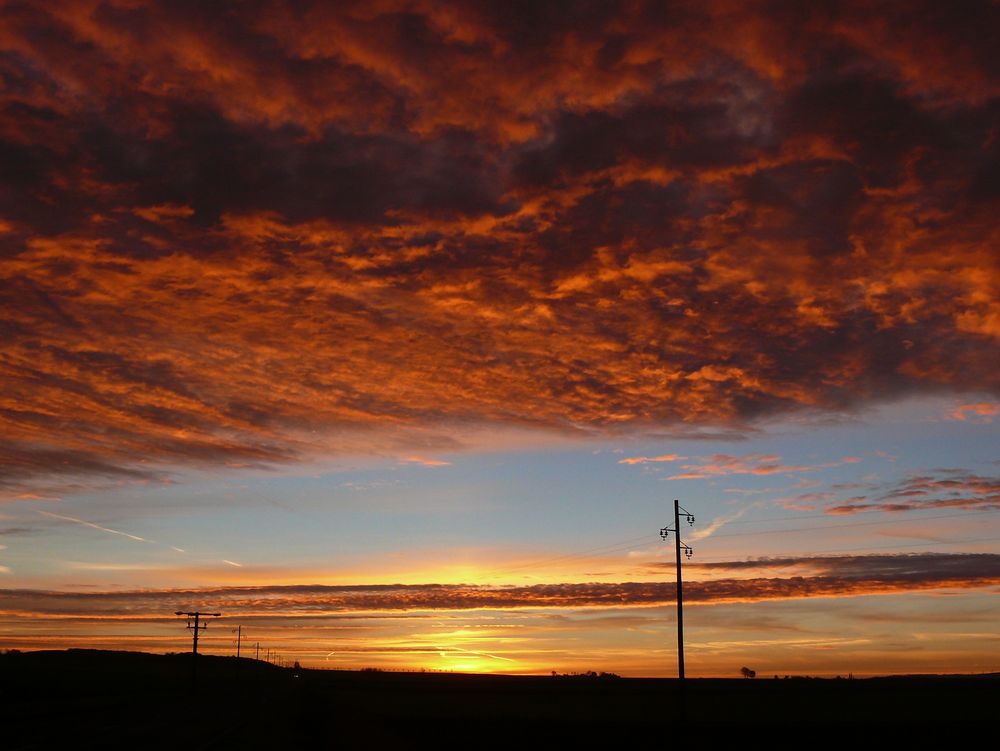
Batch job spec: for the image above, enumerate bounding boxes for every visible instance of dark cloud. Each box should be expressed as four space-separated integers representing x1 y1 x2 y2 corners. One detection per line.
0 1 998 492
0 441 156 491
689 552 1000 578
512 83 769 188
0 526 34 535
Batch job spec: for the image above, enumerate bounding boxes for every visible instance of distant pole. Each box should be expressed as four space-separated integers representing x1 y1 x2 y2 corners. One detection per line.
234 625 242 658
256 642 260 661
660 501 695 717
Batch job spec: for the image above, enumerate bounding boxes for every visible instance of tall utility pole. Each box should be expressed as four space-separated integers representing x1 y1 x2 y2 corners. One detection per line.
233 625 243 658
175 610 221 684
176 611 222 656
660 500 695 715
255 642 260 661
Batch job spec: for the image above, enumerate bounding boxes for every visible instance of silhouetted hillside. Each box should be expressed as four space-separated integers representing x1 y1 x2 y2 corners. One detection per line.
1 650 994 748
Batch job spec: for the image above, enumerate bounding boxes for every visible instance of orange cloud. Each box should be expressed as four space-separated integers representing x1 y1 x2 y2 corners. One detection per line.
668 454 860 480
617 453 684 465
402 456 452 468
948 402 1000 424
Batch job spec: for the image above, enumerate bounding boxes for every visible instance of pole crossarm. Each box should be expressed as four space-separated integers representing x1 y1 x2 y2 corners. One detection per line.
174 611 221 656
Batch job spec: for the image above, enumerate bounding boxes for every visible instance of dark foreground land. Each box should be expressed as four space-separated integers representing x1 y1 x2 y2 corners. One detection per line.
2 650 997 749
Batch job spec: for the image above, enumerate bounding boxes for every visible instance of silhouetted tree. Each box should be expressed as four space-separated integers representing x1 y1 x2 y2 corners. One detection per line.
740 666 756 679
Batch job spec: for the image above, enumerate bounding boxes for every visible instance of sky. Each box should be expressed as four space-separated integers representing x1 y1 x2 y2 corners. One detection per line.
0 0 998 677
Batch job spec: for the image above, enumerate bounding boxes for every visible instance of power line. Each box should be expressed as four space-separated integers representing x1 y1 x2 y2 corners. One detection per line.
706 509 1000 540
706 508 996 527
479 530 1000 574
473 509 1000 581
482 533 656 576
690 535 1000 564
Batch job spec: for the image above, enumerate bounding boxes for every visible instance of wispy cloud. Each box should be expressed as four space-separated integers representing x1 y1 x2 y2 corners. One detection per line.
668 454 861 480
618 454 684 465
827 470 1000 515
402 457 452 468
777 491 836 511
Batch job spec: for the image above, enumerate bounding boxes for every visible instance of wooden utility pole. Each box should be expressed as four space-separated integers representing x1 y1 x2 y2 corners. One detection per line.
175 610 221 685
660 501 695 718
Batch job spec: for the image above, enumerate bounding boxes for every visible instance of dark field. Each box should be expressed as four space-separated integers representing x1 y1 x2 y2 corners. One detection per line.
2 650 996 748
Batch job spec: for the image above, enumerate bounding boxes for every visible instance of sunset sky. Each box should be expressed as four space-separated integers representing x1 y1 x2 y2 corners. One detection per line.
1 1 999 677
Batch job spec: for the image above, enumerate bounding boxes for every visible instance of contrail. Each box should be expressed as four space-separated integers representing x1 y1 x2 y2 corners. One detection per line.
36 510 150 543
689 505 754 541
37 511 241 569
438 645 515 662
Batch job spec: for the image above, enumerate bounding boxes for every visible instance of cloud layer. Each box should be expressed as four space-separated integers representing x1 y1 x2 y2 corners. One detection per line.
3 553 997 618
2 1 998 491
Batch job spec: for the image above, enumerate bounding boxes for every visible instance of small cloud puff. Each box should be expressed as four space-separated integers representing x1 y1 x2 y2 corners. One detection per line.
948 403 999 424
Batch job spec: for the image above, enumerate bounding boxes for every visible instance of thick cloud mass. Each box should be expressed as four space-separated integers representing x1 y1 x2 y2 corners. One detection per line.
1 1 998 491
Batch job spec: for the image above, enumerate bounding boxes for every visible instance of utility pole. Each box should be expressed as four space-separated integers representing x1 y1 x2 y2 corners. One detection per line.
233 625 243 658
660 500 695 718
175 610 221 685
255 642 260 661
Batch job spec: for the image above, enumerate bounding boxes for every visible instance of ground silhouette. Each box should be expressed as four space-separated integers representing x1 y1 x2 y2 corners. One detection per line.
1 650 994 748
